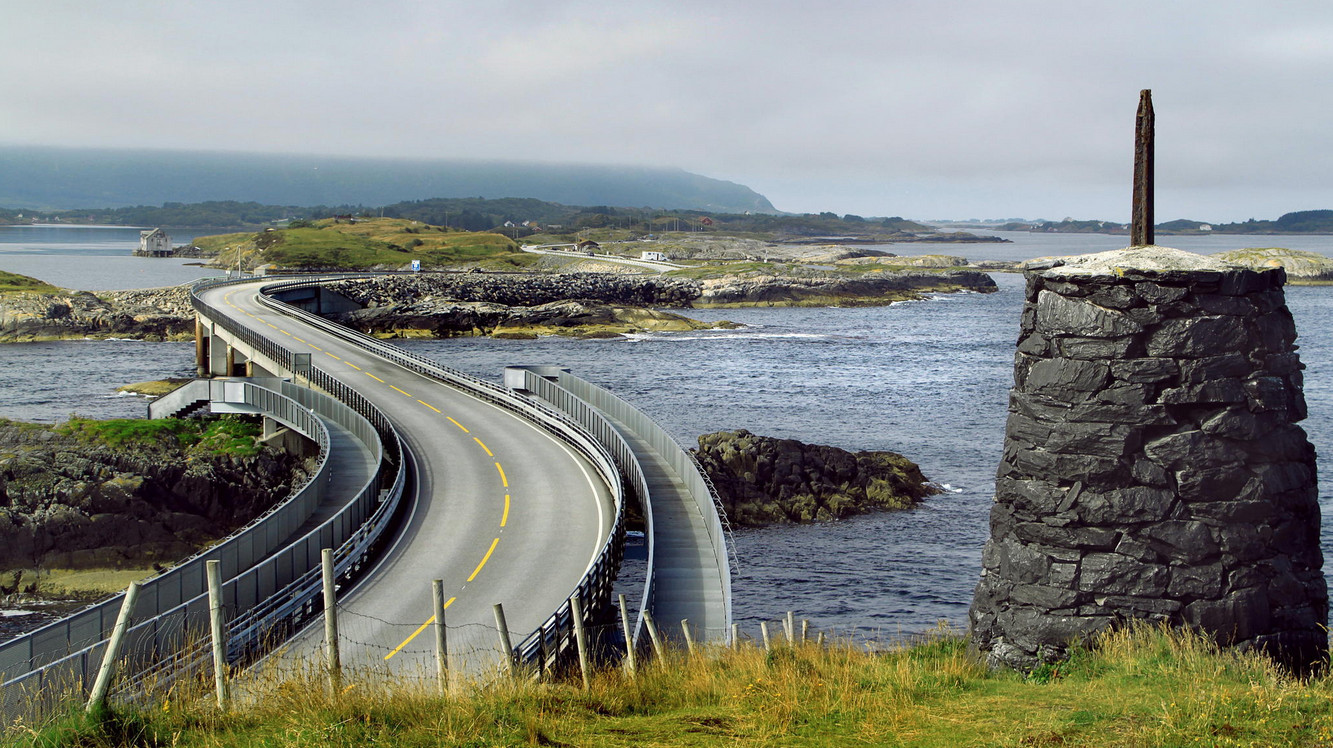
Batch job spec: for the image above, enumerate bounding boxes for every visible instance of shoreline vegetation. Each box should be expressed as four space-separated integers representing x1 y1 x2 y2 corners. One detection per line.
0 415 310 638
17 624 1333 746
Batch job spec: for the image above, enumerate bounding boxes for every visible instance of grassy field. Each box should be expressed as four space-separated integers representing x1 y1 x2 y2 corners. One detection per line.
0 270 60 294
17 625 1333 747
54 416 264 456
188 218 525 271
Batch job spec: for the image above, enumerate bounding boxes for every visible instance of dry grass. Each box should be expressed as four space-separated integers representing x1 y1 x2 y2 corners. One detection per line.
12 624 1333 747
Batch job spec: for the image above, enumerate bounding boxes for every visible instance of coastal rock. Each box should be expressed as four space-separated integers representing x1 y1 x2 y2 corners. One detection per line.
0 285 194 342
1215 248 1333 284
0 418 310 570
696 269 997 307
692 429 940 526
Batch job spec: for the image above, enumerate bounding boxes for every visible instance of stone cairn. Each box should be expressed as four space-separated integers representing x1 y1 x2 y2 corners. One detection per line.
969 246 1326 671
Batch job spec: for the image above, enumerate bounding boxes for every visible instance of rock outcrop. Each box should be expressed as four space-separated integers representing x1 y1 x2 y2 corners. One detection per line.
693 430 940 526
0 419 310 570
0 285 194 342
321 273 708 338
1214 248 1333 284
969 247 1326 672
696 269 997 307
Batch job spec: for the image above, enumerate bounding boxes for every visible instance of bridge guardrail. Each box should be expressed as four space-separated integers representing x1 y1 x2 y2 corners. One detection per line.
217 276 629 673
0 378 332 683
1 372 400 723
537 370 733 637
507 367 656 644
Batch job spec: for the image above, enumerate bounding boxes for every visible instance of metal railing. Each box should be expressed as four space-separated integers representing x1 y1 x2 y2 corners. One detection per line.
518 369 733 639
1 372 401 723
202 276 629 673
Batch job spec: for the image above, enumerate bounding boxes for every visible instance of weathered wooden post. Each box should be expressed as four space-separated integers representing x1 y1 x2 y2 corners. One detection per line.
1131 89 1154 247
570 595 591 689
641 608 666 662
86 582 141 714
432 579 448 696
681 619 697 656
493 603 516 677
731 623 740 650
760 622 772 652
801 619 809 645
783 611 795 644
618 594 636 676
206 560 230 710
321 549 341 695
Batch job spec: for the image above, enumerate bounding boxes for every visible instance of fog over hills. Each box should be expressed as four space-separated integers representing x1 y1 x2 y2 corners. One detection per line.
0 146 777 214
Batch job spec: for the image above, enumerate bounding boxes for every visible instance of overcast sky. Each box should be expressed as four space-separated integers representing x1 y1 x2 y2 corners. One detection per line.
3 1 1331 221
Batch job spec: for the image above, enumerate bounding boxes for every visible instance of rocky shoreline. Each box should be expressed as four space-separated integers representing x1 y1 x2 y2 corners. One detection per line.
0 284 195 342
0 418 311 572
0 265 997 342
693 430 941 526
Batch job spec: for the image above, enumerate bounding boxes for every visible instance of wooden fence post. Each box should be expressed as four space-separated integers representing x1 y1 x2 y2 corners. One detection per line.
432 579 448 696
618 594 636 676
206 560 230 710
570 595 591 690
86 581 141 714
642 609 666 663
322 549 341 695
494 603 516 677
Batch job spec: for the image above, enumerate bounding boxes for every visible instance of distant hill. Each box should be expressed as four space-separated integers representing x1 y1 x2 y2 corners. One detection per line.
0 146 777 215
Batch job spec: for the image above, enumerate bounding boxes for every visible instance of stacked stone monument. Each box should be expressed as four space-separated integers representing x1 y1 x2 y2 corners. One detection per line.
969 246 1326 671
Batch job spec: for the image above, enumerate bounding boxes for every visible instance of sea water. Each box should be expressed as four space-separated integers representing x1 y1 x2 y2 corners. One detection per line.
3 228 1333 638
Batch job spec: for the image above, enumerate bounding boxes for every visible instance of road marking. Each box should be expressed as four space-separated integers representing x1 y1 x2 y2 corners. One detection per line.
417 400 441 413
325 352 341 361
473 437 493 457
467 538 501 582
366 373 385 383
265 323 278 329
347 362 361 371
447 417 469 433
502 494 510 527
495 462 508 487
382 597 456 660
310 345 323 352
390 384 412 397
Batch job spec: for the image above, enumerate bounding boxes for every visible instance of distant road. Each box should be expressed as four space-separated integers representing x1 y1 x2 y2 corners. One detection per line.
521 244 684 273
199 281 615 676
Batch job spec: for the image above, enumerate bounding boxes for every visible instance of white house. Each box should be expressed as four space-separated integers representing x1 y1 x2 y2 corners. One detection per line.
135 228 172 257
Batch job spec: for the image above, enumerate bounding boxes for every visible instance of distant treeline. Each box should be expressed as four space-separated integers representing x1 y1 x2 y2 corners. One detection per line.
0 198 934 238
1000 210 1333 235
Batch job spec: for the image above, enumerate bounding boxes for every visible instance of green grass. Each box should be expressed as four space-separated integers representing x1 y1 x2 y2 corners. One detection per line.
14 625 1333 746
188 219 524 271
54 416 263 456
0 270 60 294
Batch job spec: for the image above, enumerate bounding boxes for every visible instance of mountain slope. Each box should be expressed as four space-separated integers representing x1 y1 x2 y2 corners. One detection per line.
0 146 777 214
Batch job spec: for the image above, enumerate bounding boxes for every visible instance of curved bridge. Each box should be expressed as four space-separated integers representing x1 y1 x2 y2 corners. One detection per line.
1 271 731 722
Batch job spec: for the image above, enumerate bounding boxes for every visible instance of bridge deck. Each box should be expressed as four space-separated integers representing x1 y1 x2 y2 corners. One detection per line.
602 414 727 642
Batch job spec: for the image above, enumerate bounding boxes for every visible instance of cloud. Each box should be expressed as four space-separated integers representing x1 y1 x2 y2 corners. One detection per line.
2 0 1331 220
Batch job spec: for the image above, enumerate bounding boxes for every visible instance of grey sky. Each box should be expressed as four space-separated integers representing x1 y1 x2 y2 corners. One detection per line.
2 1 1331 221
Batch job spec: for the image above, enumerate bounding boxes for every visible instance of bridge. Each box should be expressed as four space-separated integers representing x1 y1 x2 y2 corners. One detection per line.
1 273 730 721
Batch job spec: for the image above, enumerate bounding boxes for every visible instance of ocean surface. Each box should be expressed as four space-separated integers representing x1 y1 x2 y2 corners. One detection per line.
3 226 1333 640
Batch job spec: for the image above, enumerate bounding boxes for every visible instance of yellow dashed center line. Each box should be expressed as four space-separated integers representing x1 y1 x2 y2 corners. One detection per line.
366 372 385 383
473 437 493 457
390 384 412 397
502 494 510 527
325 352 341 361
346 362 361 371
292 336 306 343
447 417 469 433
467 538 501 582
383 597 455 660
417 400 441 413
310 345 323 352
495 462 508 487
